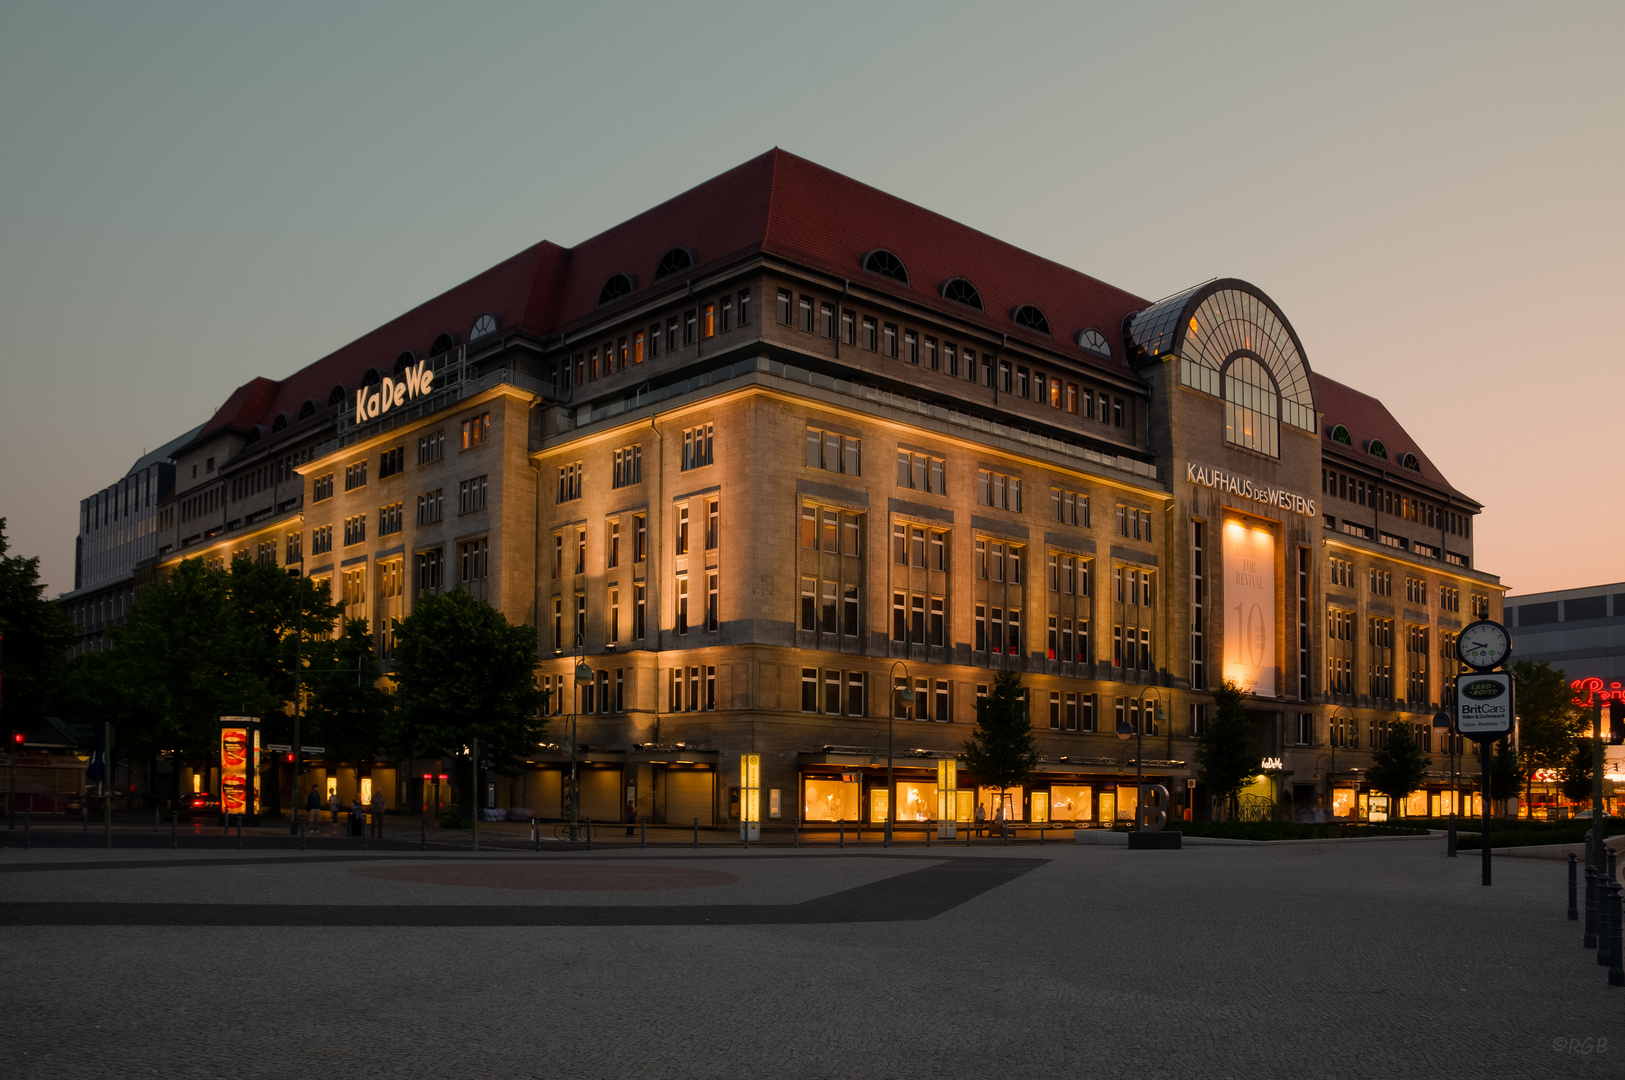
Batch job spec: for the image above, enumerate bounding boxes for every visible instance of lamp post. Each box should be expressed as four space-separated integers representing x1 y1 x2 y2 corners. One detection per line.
1328 705 1353 818
886 660 915 845
1118 688 1164 832
1432 710 1457 856
570 650 592 843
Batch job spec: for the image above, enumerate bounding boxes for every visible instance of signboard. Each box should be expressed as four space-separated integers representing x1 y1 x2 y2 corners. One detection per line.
1186 464 1316 518
1456 673 1513 740
220 719 252 817
1222 520 1276 697
266 744 292 753
739 754 760 841
301 746 325 754
354 360 434 423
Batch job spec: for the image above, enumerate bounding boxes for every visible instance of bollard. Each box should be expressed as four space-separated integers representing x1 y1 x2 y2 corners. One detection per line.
585 817 592 852
1585 861 1598 949
154 808 159 832
1570 853 1580 921
693 817 699 849
966 821 971 847
1605 876 1618 987
171 810 177 850
839 821 844 849
236 816 243 851
299 817 306 851
420 816 427 851
23 811 30 849
793 819 799 848
1604 858 1617 967
361 816 367 851
640 817 646 850
926 824 931 848
533 818 540 853
83 804 88 832
1040 825 1045 846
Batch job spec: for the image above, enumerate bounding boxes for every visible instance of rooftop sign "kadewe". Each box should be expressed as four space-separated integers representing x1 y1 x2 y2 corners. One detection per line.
356 360 435 424
1186 463 1317 518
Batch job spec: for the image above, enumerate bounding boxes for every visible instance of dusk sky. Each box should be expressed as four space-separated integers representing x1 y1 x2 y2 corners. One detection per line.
3 2 1620 597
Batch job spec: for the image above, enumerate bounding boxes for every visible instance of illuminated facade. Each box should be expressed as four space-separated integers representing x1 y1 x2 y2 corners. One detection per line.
82 150 1503 823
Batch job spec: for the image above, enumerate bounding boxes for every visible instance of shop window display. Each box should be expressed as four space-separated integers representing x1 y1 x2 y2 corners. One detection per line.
803 778 860 821
1331 787 1357 819
1048 784 1093 822
977 786 1024 822
1116 785 1138 822
894 782 936 822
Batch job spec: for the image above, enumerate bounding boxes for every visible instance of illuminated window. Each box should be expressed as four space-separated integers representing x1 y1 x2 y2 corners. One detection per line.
1223 356 1279 457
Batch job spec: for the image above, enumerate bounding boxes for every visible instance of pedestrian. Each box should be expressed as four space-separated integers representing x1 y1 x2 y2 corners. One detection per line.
370 787 386 838
625 798 636 837
350 798 364 837
974 803 986 838
993 802 1005 838
328 788 340 827
305 785 322 834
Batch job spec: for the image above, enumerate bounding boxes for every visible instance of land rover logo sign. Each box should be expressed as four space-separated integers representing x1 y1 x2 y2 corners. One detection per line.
1456 672 1513 740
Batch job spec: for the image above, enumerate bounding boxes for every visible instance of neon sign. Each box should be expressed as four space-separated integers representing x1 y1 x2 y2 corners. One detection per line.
354 360 434 424
1570 677 1625 707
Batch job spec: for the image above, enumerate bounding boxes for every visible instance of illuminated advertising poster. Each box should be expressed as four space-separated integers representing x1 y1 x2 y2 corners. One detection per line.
1222 520 1276 697
220 725 249 816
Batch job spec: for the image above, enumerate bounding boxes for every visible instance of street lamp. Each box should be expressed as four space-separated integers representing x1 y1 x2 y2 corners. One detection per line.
1117 688 1164 832
1328 705 1354 818
886 661 915 845
1433 710 1456 857
570 648 592 843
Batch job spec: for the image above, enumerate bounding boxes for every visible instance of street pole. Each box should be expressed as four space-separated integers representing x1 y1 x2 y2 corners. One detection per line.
1480 736 1492 886
103 721 112 849
471 737 479 852
1593 699 1606 879
290 586 303 835
571 655 591 843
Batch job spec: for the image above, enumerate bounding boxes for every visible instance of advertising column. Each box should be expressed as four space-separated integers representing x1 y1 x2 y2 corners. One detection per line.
1222 520 1276 697
219 716 261 826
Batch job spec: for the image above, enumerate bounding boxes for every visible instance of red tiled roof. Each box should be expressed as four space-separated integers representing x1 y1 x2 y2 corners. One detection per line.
192 150 1151 447
1313 373 1473 504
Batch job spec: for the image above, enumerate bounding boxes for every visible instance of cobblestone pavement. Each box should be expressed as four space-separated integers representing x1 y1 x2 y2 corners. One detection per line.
0 836 1619 1079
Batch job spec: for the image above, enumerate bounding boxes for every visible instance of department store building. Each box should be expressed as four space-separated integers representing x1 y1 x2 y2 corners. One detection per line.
64 150 1504 825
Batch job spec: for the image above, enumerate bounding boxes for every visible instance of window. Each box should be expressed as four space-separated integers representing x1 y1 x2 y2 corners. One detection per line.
798 294 813 333
806 428 862 475
896 450 946 495
942 277 982 309
1367 617 1394 699
1189 703 1208 738
606 519 620 569
719 297 732 333
574 527 586 574
285 531 302 565
416 490 443 526
819 302 835 338
344 462 367 492
574 593 586 646
458 475 488 514
311 525 332 556
416 548 443 593
681 424 714 470
633 583 647 640
633 331 645 364
1296 713 1314 746
862 316 877 351
552 597 564 653
802 504 864 638
1050 488 1090 527
1440 585 1460 612
613 445 642 488
976 469 1022 512
777 289 792 325
416 431 444 465
903 330 918 365
1472 594 1490 619
1190 521 1206 689
923 336 937 370
1369 568 1393 597
1406 624 1430 703
557 462 583 503
648 324 660 360
379 446 404 479
608 586 620 648
801 668 818 713
1405 576 1427 605
460 538 488 598
666 317 679 352
342 566 366 619
863 249 909 282
378 502 403 537
1328 557 1353 588
684 309 696 344
313 475 334 502
1115 504 1152 541
705 498 719 550
343 514 366 547
460 413 490 450
739 289 751 325
840 309 855 345
675 573 688 634
675 505 689 555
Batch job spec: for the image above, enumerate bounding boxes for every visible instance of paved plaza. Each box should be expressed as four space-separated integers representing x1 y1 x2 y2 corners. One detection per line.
0 831 1619 1079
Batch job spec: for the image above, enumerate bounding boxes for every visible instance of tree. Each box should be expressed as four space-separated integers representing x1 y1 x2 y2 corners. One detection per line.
1560 739 1594 805
1195 679 1255 821
390 591 546 812
1510 659 1584 815
1367 720 1431 816
303 617 394 806
0 518 76 731
961 669 1037 830
1488 735 1523 814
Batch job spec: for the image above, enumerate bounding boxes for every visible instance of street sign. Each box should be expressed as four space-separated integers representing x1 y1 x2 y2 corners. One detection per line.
1456 673 1513 740
300 746 325 754
266 744 292 753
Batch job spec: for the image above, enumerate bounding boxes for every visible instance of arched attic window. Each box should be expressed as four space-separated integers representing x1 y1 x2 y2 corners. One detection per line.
469 313 500 341
1223 355 1280 457
1329 425 1352 446
862 249 909 284
245 424 267 445
941 277 983 310
392 351 420 375
1365 439 1387 459
270 413 293 433
1011 304 1050 335
298 399 320 421
327 384 351 407
1399 452 1421 471
1076 328 1112 357
653 246 695 280
361 367 386 388
598 272 636 306
429 333 458 357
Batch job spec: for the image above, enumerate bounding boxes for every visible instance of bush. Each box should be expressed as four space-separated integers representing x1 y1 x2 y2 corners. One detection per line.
438 809 473 830
1452 820 1625 849
1173 820 1427 841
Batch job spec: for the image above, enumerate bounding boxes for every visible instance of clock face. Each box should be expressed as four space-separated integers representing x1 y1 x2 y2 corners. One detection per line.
1457 620 1510 670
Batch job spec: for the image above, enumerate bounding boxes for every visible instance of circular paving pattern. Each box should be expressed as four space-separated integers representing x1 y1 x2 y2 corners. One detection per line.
349 862 738 891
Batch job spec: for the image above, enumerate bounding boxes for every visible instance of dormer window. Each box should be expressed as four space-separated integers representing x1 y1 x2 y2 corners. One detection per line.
361 367 386 388
861 249 909 284
298 399 319 420
1076 328 1111 357
429 333 458 357
1329 424 1353 446
1365 439 1387 459
469 313 500 341
1011 304 1050 335
598 273 636 306
328 384 350 407
941 277 983 310
393 351 420 375
1399 452 1421 471
653 246 695 280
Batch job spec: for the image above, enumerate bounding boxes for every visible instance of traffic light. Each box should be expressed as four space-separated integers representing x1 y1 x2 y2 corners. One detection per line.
10 732 22 747
285 752 297 764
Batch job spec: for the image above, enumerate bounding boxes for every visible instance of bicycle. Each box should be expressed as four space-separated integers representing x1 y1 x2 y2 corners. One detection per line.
553 818 595 842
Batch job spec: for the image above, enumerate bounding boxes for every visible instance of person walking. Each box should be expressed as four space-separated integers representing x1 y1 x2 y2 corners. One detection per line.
625 798 637 837
349 798 363 838
328 788 340 828
305 785 322 834
370 787 386 839
992 801 1006 839
974 802 986 839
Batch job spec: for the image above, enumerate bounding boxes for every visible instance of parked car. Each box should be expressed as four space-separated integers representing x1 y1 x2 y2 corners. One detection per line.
179 791 221 814
1573 810 1621 822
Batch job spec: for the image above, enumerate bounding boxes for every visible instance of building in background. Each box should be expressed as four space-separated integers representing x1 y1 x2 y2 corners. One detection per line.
65 150 1505 824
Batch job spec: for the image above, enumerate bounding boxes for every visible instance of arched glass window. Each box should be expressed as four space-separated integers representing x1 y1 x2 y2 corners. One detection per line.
298 399 320 420
1076 328 1111 357
1329 424 1352 445
429 333 457 357
1224 355 1279 457
598 273 635 306
1011 304 1050 334
327 384 350 407
862 249 908 283
653 246 695 280
941 277 982 310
